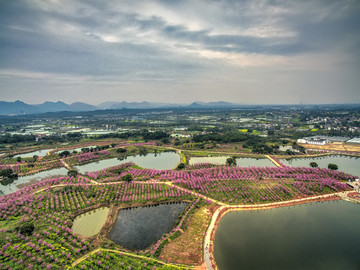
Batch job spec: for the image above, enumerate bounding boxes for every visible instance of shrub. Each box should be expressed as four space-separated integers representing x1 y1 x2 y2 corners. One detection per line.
18 221 35 236
177 163 185 170
310 162 318 168
122 174 133 182
328 163 338 170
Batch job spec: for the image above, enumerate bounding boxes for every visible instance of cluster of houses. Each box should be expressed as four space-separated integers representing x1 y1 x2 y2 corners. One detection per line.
297 136 360 145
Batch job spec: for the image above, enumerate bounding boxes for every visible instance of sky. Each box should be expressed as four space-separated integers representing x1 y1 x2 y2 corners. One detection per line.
0 0 359 105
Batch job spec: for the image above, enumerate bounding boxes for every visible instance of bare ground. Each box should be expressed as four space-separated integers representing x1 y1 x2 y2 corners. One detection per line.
159 206 212 266
300 142 360 153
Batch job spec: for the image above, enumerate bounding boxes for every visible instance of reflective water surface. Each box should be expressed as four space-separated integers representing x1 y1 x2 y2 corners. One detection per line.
109 202 188 250
215 201 360 270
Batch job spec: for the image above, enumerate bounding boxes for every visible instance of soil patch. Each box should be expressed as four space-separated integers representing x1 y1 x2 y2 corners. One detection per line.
159 205 212 266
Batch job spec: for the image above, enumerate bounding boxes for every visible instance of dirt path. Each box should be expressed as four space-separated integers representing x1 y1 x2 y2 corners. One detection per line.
164 182 226 206
60 159 73 170
265 155 283 167
71 247 191 269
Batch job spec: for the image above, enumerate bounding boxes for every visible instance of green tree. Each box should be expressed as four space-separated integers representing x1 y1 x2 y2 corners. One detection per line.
139 147 148 156
0 168 14 178
67 170 78 177
177 163 186 170
328 163 338 170
116 148 127 153
58 150 71 158
310 162 318 168
122 174 133 182
18 221 35 236
226 157 237 166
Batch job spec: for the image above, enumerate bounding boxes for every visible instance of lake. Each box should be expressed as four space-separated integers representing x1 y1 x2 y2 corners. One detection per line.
56 145 97 153
0 167 68 196
13 148 54 158
189 156 277 167
74 152 180 174
109 202 188 250
72 207 110 237
214 200 360 270
236 157 276 167
280 155 360 177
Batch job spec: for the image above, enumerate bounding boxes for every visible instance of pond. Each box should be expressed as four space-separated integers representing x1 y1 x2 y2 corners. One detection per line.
72 207 110 237
56 145 98 154
189 156 277 167
280 155 360 177
189 156 229 165
0 167 68 196
74 152 180 174
214 200 360 270
13 148 54 158
236 157 276 167
109 202 188 250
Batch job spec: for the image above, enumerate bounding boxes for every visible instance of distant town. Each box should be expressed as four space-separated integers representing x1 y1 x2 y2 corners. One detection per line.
1 103 359 270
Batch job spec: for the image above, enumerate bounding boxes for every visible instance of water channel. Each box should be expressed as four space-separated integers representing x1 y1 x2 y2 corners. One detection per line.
236 157 276 167
189 156 229 165
109 202 188 250
0 167 68 196
280 155 360 177
13 148 54 158
74 152 180 174
214 200 360 270
189 156 277 167
55 145 97 154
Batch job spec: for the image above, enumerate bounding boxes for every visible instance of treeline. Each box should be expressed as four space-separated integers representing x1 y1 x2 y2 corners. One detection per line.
0 133 84 145
95 130 169 141
0 134 36 144
192 132 249 143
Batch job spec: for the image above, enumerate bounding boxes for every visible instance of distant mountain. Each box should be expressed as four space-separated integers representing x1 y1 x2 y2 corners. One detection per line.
69 102 97 111
0 100 98 115
36 101 69 112
0 100 35 115
0 100 243 115
187 101 237 108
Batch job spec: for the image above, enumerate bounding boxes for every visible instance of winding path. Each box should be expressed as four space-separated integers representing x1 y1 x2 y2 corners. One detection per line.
71 247 190 269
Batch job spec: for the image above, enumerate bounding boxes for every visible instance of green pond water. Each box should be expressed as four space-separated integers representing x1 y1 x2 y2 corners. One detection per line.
280 155 360 177
0 167 68 196
214 200 360 270
72 207 110 237
74 152 180 174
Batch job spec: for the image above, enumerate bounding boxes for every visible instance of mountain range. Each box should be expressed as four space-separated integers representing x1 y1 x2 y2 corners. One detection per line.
0 100 239 115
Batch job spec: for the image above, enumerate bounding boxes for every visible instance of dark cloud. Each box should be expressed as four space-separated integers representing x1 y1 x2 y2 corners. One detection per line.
0 0 359 104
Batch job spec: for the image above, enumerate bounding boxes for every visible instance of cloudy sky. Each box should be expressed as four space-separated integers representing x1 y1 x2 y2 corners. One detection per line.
0 0 359 105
